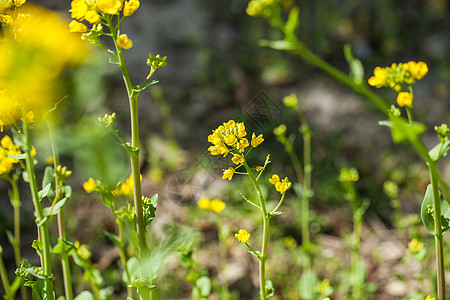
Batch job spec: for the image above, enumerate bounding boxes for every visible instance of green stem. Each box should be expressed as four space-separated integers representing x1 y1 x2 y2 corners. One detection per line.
23 115 55 300
107 16 150 300
351 198 362 300
242 160 269 300
118 221 133 299
0 251 10 294
48 119 73 300
429 162 446 300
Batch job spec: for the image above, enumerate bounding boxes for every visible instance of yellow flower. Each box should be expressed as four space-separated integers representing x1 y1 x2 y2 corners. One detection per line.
256 166 264 172
210 199 226 213
69 0 88 20
123 0 139 16
0 135 21 175
198 198 226 213
269 174 280 185
26 111 35 123
69 20 88 33
231 154 244 165
275 177 292 194
222 167 235 180
339 168 359 182
235 229 250 243
84 10 100 24
12 0 26 6
198 198 210 210
96 0 123 15
83 177 96 193
408 238 424 254
116 34 133 49
397 92 413 108
425 296 435 300
251 133 264 147
368 66 387 88
0 14 12 25
224 134 237 146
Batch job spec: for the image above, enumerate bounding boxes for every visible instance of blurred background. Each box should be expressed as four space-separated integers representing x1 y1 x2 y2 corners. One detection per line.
1 0 450 299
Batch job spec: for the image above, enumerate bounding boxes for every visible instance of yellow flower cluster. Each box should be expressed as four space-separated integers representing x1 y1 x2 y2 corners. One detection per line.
69 0 140 33
0 135 21 175
408 238 424 255
198 198 226 213
0 0 26 25
338 168 359 182
112 174 141 197
0 5 87 131
268 174 292 194
368 61 428 92
246 0 278 17
235 229 250 243
208 120 264 180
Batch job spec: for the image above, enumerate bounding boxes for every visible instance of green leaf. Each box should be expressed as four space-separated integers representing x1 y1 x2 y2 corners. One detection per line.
4 276 23 300
38 183 52 200
107 49 118 65
128 278 156 295
43 197 69 217
245 249 261 258
144 194 158 227
6 230 17 248
269 211 285 219
298 270 318 299
429 139 450 162
104 231 122 248
123 256 140 283
265 279 275 299
131 230 139 251
32 240 43 255
343 44 364 84
284 7 299 40
134 80 159 93
42 167 56 201
25 268 53 280
52 238 74 256
389 118 426 144
8 153 27 160
195 276 211 297
259 39 298 51
74 291 95 300
421 184 450 235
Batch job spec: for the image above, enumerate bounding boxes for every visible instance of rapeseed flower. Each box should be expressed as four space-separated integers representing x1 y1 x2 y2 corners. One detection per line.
235 229 250 243
251 133 264 147
231 154 244 165
83 178 97 193
123 0 139 16
0 135 21 175
116 34 133 49
198 198 226 213
396 92 413 108
222 167 235 180
408 238 424 254
368 61 428 92
0 5 87 129
269 174 291 194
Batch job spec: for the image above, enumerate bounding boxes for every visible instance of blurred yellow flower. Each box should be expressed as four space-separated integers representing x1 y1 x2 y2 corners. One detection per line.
0 5 88 129
235 229 250 243
83 178 96 193
69 0 88 20
0 135 21 175
96 0 123 15
198 198 226 213
116 34 133 49
339 168 359 182
69 20 88 33
408 238 424 254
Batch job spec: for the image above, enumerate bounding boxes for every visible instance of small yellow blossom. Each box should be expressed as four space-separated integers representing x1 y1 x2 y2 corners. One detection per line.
231 154 244 165
69 20 88 33
69 0 88 20
275 177 292 194
74 241 91 260
84 10 100 24
268 174 280 185
425 296 435 300
116 34 133 49
96 0 123 15
0 135 21 175
12 0 26 6
0 14 12 25
123 0 140 16
256 166 264 172
222 167 235 180
83 177 96 193
339 168 359 182
26 111 35 123
251 133 264 147
199 198 226 213
198 198 210 210
396 92 413 108
235 229 250 243
408 238 424 254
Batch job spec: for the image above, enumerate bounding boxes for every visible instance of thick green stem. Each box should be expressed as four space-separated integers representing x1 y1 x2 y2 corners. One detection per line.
23 116 55 300
429 163 446 300
242 160 269 300
48 119 73 300
351 197 362 300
